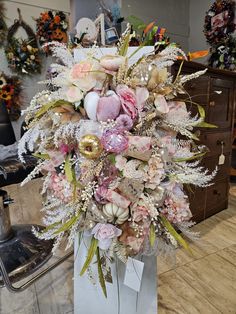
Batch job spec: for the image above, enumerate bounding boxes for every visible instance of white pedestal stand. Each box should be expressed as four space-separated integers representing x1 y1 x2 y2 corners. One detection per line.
74 237 157 314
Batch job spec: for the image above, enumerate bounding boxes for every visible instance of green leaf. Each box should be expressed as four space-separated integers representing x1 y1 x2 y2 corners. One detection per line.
160 215 192 253
108 154 116 164
173 152 206 162
80 238 98 276
33 153 50 160
196 104 205 119
150 223 156 247
40 221 61 233
197 121 218 128
126 15 145 34
191 133 200 141
53 214 80 235
96 247 107 298
64 154 73 183
35 100 71 119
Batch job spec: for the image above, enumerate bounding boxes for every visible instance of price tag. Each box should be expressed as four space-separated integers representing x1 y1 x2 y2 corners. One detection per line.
124 257 144 292
218 154 225 165
218 141 225 165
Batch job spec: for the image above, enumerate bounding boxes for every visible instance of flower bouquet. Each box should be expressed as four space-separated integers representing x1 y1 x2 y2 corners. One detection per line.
19 28 216 300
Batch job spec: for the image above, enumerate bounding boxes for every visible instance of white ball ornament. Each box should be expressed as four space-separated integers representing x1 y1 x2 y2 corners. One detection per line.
84 91 100 121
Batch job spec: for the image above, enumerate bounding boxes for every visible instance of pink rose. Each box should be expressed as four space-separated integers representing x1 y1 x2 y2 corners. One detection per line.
116 85 137 119
91 223 122 250
70 62 92 79
66 86 83 103
94 186 109 204
132 205 149 222
116 114 133 131
100 55 125 71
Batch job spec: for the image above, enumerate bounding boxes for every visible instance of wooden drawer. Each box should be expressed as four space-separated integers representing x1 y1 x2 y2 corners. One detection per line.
205 178 229 218
183 75 209 105
200 131 232 156
186 187 206 223
208 78 235 129
202 153 231 181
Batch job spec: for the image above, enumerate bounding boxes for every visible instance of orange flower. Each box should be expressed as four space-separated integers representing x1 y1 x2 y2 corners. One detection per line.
41 13 49 21
54 15 61 24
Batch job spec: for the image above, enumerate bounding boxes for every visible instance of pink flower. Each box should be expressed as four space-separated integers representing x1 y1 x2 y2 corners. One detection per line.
48 173 73 202
94 186 109 204
100 55 125 71
66 86 83 103
131 205 149 222
70 62 92 79
145 156 165 189
91 223 122 250
116 85 137 119
162 197 192 223
116 114 133 131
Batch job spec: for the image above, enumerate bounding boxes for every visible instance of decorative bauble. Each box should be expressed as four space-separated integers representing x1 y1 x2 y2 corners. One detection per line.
79 134 103 159
103 203 129 224
84 91 100 120
97 90 121 121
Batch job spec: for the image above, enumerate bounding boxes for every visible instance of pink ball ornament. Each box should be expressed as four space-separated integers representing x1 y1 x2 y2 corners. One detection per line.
101 129 129 153
97 90 121 121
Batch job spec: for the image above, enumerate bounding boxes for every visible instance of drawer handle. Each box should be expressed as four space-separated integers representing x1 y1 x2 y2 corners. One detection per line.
213 189 221 196
217 140 225 146
209 101 215 107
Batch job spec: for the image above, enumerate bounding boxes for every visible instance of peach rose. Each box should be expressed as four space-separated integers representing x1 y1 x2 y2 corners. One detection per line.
100 55 125 71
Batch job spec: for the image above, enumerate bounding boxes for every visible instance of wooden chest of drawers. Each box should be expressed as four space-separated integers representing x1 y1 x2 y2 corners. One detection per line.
172 61 236 223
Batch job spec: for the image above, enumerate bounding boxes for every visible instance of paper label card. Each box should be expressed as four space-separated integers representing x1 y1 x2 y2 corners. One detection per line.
218 153 225 165
124 257 144 292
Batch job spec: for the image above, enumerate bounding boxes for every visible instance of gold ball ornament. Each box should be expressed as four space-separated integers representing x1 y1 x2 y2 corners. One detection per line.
79 135 103 159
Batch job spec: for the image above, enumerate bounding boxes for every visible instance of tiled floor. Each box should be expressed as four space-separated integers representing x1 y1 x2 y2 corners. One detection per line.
1 179 236 313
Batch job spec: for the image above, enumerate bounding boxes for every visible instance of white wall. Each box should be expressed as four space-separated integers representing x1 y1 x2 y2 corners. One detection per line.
1 0 70 140
121 0 190 51
188 0 213 64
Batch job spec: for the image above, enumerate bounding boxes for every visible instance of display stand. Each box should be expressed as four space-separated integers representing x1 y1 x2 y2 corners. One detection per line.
74 237 157 314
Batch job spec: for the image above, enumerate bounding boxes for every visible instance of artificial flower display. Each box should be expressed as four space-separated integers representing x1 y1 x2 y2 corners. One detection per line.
0 72 22 120
204 0 235 46
19 30 216 295
0 0 7 47
36 10 68 46
5 39 41 74
5 9 41 74
208 35 236 71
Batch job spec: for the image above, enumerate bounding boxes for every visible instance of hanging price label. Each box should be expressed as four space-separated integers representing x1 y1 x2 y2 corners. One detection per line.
218 141 225 165
124 257 144 292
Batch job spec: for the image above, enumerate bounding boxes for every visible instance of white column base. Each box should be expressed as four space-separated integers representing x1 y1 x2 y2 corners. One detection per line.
74 237 158 314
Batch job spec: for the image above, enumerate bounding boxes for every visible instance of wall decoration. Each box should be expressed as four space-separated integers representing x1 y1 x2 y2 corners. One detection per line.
208 35 236 71
18 32 216 296
0 0 7 47
0 72 22 121
204 0 235 46
5 9 41 75
36 10 68 46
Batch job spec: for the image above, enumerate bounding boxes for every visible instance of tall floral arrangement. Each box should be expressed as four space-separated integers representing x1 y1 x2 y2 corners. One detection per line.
18 30 216 295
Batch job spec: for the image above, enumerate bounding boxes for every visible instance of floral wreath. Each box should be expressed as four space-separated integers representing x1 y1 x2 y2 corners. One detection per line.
36 10 68 47
5 9 41 75
0 0 7 47
18 35 217 295
208 35 236 71
0 72 22 121
204 0 235 45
